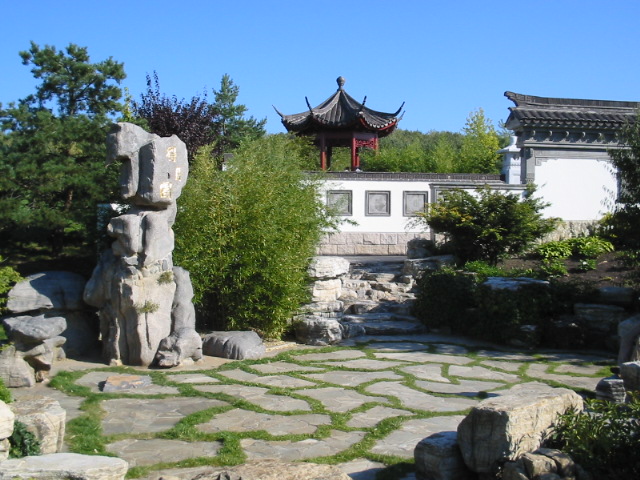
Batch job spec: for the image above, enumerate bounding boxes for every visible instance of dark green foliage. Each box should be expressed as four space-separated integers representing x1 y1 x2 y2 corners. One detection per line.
173 135 335 338
412 269 478 333
473 283 553 344
549 394 640 479
9 421 41 458
0 42 124 254
605 114 640 250
418 185 557 265
413 267 598 346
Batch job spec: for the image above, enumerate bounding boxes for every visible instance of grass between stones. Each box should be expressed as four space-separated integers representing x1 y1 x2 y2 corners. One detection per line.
47 342 614 479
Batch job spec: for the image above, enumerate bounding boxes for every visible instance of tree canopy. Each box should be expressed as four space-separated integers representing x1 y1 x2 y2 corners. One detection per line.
358 109 506 174
132 72 265 163
0 42 125 253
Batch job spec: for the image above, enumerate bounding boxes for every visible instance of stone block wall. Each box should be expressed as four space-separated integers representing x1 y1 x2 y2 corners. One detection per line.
317 232 431 255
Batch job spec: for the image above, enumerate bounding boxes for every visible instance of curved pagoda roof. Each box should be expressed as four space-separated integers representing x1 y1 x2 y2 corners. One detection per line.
504 91 640 132
275 76 404 137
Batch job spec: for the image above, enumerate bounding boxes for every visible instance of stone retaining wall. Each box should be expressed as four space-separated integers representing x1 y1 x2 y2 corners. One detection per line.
317 232 431 255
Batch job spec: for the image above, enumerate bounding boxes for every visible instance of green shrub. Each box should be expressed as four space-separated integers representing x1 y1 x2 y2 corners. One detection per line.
0 378 12 404
534 241 573 261
548 394 640 479
534 236 614 261
473 283 553 344
417 185 557 265
413 268 478 332
463 260 534 282
9 421 41 458
173 136 336 338
539 259 569 278
414 267 598 346
0 257 21 315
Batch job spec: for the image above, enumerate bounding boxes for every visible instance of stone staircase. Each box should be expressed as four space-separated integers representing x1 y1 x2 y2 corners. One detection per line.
338 259 425 338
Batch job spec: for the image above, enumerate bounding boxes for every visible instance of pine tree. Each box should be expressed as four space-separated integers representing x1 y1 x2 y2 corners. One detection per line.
0 42 125 254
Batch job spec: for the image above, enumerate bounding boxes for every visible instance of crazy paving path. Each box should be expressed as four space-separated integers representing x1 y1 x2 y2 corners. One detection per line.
19 334 614 480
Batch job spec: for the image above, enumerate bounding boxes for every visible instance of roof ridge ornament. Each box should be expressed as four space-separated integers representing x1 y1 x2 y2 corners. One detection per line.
337 76 346 90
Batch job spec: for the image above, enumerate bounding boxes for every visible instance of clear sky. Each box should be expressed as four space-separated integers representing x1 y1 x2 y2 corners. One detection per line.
2 1 639 135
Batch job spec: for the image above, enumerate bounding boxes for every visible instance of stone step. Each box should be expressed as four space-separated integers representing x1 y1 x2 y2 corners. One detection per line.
341 312 426 336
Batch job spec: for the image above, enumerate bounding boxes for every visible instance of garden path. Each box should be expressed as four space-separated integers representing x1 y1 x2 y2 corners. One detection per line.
11 333 614 480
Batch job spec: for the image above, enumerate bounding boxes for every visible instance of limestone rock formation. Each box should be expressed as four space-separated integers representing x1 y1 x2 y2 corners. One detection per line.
0 452 128 480
1 271 98 387
456 383 583 476
83 123 201 367
10 396 66 454
0 401 15 462
414 431 474 480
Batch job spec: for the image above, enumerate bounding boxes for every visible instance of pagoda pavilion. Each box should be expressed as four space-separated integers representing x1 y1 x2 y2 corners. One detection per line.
275 77 404 171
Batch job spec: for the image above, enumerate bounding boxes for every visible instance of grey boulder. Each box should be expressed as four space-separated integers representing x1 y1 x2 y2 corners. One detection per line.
2 315 66 344
7 271 87 314
202 331 265 360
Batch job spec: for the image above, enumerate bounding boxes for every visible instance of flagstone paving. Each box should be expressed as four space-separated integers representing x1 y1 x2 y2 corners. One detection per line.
16 335 616 480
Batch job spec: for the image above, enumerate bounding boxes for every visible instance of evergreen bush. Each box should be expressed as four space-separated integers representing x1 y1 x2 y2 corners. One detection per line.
548 394 640 479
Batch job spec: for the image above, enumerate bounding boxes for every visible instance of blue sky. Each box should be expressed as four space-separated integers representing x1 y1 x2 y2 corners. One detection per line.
2 1 639 134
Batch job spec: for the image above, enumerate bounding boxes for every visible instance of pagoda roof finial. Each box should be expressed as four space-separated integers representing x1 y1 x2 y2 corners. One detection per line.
337 76 346 90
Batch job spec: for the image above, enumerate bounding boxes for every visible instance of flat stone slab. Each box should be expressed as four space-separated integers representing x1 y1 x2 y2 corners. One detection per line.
537 352 614 363
400 364 449 382
76 371 179 395
337 459 386 480
433 343 469 355
102 374 152 392
554 364 604 375
375 352 474 365
166 373 220 384
347 405 413 428
366 382 478 411
0 453 128 480
303 370 402 387
241 430 366 461
476 350 537 361
101 397 227 435
293 350 367 361
415 379 505 396
250 361 325 374
481 360 525 372
525 364 600 390
299 387 388 412
371 416 465 458
360 342 430 352
106 438 221 467
342 319 426 335
448 365 521 382
219 368 316 388
198 409 331 435
12 385 84 422
193 384 311 411
320 358 406 370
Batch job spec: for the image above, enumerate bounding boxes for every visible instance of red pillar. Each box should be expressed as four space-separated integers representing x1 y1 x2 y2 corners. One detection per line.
319 134 327 170
351 136 358 170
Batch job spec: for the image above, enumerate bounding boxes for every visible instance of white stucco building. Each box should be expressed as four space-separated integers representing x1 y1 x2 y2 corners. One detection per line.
315 92 639 255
